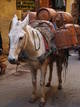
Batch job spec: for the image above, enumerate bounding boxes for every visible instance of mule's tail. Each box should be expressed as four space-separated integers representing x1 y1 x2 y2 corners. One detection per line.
63 49 69 81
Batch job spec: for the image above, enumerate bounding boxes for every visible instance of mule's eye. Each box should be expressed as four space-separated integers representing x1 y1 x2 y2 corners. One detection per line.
19 37 23 40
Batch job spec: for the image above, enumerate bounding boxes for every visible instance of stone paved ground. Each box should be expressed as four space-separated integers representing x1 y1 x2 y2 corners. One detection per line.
0 52 80 107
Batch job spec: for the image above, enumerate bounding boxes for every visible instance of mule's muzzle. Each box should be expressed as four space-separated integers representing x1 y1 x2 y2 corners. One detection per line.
8 58 18 64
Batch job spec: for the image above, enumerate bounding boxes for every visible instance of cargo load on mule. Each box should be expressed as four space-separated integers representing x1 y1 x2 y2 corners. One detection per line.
51 10 78 49
64 24 80 46
54 25 78 49
52 11 74 28
29 20 78 50
63 23 80 60
36 7 57 21
35 7 77 49
22 12 36 23
36 7 73 28
22 10 77 50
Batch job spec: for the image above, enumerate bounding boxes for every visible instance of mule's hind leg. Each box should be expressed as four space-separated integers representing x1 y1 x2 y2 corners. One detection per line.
46 62 53 87
29 69 37 103
56 60 63 90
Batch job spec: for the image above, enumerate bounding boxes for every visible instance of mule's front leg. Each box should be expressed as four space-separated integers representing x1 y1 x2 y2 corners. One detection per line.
29 70 37 103
40 64 47 107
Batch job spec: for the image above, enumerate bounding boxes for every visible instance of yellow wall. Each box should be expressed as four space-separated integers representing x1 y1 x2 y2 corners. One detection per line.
66 0 74 13
0 0 21 54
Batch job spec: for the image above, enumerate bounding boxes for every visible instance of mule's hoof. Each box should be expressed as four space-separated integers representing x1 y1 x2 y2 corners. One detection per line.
39 102 45 107
29 98 37 103
45 82 51 87
58 85 62 90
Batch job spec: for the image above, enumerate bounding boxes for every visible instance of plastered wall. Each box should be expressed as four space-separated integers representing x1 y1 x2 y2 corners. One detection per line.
0 0 21 53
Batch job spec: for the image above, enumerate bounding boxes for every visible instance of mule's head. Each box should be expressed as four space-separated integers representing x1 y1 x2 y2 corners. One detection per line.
8 14 29 64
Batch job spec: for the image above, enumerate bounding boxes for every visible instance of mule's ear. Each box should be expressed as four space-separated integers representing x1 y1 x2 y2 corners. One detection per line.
12 14 18 27
21 14 29 28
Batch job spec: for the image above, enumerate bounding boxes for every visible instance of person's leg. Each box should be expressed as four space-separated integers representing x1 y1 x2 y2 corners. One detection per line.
0 62 6 75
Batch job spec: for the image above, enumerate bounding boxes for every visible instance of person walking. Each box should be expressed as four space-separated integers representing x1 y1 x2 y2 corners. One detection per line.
0 31 6 75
